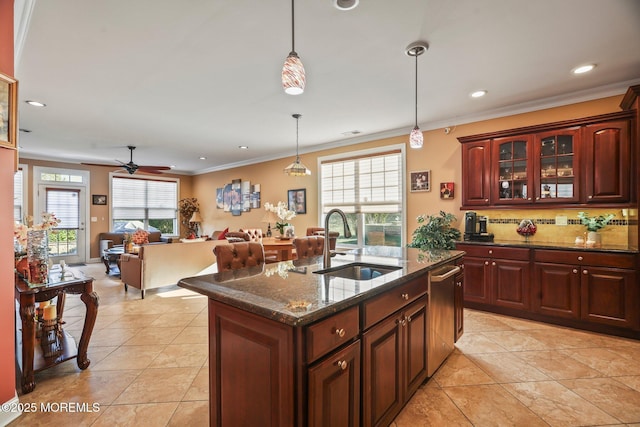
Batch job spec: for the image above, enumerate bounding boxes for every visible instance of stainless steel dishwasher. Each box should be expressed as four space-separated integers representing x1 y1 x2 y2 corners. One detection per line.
427 264 461 376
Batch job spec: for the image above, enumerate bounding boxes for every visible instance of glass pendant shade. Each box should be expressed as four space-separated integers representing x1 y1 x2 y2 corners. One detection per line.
410 126 423 149
282 52 305 95
284 157 311 176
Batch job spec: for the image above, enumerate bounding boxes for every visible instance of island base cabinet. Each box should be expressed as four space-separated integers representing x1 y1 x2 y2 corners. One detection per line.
209 301 294 427
362 297 428 427
308 340 361 427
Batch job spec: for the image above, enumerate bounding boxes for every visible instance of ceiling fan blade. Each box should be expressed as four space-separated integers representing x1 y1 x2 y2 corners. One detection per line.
81 162 122 167
137 166 172 171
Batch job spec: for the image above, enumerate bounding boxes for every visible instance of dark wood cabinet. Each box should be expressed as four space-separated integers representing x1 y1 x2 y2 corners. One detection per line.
308 340 361 427
461 140 491 206
457 244 531 310
362 296 428 427
581 266 637 329
533 262 580 320
583 120 631 203
458 111 634 209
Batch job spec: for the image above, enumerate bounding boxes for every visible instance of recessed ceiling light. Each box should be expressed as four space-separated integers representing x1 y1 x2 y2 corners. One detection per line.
470 90 487 98
341 130 361 136
238 145 248 150
170 165 176 169
572 64 595 74
25 100 46 107
333 0 359 11
199 156 206 160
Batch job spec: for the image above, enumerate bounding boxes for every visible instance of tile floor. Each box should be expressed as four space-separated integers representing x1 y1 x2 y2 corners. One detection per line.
9 262 640 426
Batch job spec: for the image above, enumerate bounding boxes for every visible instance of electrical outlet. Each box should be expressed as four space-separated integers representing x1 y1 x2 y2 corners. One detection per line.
555 215 568 226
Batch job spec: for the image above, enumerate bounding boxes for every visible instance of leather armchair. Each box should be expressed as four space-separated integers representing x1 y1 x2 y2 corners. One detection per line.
240 228 263 242
293 235 325 259
214 242 265 272
306 227 338 250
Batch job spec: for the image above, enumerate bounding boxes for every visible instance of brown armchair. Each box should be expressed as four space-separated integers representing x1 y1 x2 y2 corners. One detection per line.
306 227 338 250
214 242 265 272
293 235 325 259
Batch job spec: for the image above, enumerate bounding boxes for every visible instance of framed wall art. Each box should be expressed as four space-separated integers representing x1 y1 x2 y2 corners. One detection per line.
92 194 107 205
440 182 454 199
410 170 431 192
288 188 306 214
0 72 18 149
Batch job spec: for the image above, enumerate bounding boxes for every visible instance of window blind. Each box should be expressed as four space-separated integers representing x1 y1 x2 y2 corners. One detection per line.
112 176 177 222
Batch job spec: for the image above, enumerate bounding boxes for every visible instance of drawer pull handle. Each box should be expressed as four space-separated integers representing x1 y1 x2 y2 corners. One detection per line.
577 256 583 261
397 318 407 327
485 261 489 265
401 293 409 300
406 315 412 323
573 269 578 274
583 269 588 275
334 328 346 338
488 250 493 254
337 360 348 370
492 262 496 266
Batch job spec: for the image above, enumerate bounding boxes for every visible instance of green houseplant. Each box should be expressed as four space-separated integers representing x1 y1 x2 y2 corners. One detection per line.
577 212 615 232
408 211 461 250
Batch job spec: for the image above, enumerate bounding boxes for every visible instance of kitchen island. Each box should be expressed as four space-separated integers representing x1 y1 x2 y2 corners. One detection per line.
178 247 464 427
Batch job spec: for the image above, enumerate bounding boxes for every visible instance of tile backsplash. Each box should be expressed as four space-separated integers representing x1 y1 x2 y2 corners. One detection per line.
466 208 635 248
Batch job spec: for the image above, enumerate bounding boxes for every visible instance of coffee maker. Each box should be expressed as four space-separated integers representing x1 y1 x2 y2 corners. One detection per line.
464 211 494 242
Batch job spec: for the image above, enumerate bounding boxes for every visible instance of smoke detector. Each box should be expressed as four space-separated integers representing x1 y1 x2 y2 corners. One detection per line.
333 0 359 11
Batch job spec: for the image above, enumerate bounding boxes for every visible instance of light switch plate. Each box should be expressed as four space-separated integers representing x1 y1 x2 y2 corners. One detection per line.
555 215 568 226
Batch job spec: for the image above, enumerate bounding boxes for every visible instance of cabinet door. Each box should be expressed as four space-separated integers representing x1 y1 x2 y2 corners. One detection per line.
454 270 464 342
461 140 491 206
308 340 361 427
462 256 491 304
491 136 532 204
492 259 531 310
580 266 638 329
583 120 630 203
362 315 403 427
533 262 580 319
533 128 580 203
404 298 428 397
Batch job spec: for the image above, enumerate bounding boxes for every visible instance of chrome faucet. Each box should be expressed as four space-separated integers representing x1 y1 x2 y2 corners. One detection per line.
323 208 352 268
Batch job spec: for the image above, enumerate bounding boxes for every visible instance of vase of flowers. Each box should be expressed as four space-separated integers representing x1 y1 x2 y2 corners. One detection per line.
14 212 61 284
264 202 296 237
578 212 614 248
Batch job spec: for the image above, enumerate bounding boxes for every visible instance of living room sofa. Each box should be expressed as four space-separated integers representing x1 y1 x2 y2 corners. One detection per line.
99 231 169 252
119 239 229 298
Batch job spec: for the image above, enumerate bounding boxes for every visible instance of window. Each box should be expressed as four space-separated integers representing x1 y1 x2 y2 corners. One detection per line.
14 168 24 222
111 176 178 235
320 146 404 248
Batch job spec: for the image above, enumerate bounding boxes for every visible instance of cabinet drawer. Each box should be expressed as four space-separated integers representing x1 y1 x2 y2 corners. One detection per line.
306 306 359 363
362 277 427 330
457 244 530 261
535 249 636 268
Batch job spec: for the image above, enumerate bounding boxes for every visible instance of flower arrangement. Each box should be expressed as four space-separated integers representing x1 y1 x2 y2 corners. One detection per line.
264 202 296 234
14 212 61 247
578 212 615 232
178 198 199 237
516 219 537 237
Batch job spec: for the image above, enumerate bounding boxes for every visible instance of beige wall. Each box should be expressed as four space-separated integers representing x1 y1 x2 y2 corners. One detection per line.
193 94 629 246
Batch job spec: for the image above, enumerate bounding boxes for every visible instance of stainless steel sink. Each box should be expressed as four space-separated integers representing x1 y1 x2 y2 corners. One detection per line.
314 263 401 280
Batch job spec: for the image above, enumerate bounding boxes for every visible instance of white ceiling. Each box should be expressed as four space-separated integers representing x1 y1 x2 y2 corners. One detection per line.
14 0 640 175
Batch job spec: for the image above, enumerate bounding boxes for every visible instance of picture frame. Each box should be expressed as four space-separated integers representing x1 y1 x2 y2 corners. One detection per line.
92 194 107 205
0 72 18 149
440 182 455 199
410 170 431 192
288 188 306 214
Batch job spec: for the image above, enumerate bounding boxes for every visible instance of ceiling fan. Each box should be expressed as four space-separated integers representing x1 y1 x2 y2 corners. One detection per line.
82 145 172 174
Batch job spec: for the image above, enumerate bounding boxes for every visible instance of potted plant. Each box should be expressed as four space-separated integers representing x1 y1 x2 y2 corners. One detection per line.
408 211 461 251
577 211 615 247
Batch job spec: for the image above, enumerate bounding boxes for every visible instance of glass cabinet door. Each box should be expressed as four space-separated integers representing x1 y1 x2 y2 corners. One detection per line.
534 128 580 203
492 136 532 204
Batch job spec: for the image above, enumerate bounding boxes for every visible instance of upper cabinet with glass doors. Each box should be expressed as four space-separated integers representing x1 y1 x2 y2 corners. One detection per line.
458 110 634 209
533 128 580 203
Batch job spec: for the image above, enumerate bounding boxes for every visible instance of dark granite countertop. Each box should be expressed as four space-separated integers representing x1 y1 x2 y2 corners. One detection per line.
178 247 464 327
456 239 638 254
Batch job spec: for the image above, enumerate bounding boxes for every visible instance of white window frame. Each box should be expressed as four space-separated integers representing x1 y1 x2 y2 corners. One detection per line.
109 172 180 236
14 163 28 223
317 143 406 248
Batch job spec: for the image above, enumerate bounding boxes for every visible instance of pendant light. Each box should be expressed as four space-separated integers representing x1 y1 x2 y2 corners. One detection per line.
282 0 305 95
406 41 428 149
284 114 311 176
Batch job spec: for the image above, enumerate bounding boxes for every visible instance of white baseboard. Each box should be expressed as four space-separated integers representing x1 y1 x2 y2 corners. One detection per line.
0 393 23 425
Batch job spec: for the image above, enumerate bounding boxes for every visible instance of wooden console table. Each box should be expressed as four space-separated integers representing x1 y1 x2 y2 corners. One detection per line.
15 268 99 394
262 237 295 261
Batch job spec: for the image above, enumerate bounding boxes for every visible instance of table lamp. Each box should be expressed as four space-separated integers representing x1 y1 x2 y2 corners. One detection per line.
190 210 203 237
